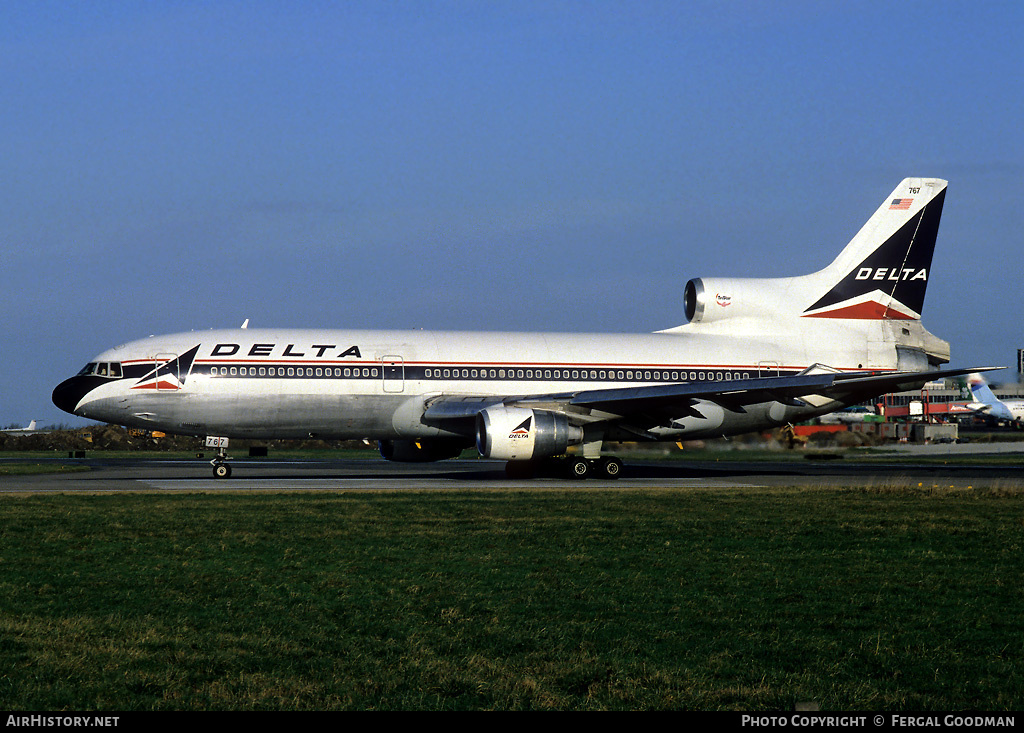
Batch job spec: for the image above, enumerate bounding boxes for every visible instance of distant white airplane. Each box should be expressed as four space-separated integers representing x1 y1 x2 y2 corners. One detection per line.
966 373 1024 428
53 177 996 478
819 406 877 425
0 420 45 435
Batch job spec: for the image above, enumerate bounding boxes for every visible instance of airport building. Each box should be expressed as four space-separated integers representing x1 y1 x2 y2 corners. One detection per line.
869 355 1024 421
815 364 1024 442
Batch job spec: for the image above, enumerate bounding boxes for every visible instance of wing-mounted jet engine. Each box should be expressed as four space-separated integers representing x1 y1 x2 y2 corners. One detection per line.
475 405 584 462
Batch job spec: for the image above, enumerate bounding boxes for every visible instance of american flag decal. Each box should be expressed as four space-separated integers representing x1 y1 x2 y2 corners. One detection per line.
889 198 913 210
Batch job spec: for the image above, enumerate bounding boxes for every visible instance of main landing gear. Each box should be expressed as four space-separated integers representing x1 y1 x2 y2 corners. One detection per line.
505 455 624 480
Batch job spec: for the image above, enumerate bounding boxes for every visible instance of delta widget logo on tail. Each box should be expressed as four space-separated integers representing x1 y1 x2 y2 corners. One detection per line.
802 186 944 320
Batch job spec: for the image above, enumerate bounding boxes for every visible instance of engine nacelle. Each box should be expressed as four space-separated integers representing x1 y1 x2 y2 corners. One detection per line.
684 276 794 324
475 405 583 461
378 438 471 463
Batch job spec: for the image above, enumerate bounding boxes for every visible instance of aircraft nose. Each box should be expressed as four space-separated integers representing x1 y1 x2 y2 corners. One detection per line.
52 377 94 416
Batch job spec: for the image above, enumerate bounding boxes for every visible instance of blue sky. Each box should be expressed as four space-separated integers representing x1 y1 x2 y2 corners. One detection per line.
2 1 1022 426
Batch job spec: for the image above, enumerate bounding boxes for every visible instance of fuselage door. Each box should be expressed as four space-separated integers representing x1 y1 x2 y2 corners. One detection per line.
757 360 781 378
382 356 405 393
155 353 181 391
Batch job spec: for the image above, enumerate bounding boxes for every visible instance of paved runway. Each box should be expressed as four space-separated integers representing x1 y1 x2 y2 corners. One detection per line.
2 448 1022 493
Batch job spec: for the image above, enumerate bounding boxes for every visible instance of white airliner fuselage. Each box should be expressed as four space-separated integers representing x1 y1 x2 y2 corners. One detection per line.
57 323 897 440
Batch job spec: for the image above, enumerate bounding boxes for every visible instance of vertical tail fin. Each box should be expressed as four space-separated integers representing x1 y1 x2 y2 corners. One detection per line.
967 372 1000 406
802 178 947 320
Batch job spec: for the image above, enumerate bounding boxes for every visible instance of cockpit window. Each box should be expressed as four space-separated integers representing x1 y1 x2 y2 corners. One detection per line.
76 362 122 378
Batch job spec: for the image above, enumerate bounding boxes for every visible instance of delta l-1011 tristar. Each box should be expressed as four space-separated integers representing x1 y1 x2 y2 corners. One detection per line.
53 178 994 479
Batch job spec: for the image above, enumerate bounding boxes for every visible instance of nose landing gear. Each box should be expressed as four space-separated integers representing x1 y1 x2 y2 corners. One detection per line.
212 458 232 479
207 437 233 479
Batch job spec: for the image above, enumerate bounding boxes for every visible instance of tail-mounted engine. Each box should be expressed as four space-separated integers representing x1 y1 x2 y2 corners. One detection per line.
475 405 583 461
684 277 789 324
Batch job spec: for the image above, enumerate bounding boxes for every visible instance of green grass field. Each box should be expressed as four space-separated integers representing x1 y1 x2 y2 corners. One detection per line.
0 486 1021 710
0 463 91 476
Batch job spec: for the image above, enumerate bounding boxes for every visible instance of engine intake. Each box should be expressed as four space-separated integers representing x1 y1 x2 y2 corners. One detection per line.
475 405 583 461
683 278 706 323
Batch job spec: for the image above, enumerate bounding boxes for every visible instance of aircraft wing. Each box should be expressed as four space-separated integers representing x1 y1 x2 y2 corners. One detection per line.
422 366 1002 430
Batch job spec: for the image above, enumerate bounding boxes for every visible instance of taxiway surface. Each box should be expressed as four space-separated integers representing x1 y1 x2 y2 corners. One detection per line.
2 449 1022 493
